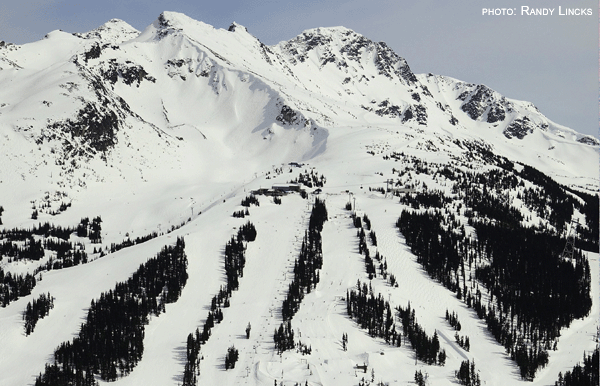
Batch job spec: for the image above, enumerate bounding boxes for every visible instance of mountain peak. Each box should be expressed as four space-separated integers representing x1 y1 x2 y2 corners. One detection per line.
301 25 356 37
75 19 139 44
157 11 196 27
141 11 217 41
278 25 417 85
227 22 248 33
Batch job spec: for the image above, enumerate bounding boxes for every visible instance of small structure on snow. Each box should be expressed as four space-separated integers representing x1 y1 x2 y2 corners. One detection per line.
272 183 301 193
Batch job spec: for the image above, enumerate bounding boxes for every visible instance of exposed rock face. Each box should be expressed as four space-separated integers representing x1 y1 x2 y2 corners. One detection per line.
276 105 302 126
503 116 535 139
577 136 600 146
46 103 120 155
459 84 511 123
401 104 427 125
278 27 418 85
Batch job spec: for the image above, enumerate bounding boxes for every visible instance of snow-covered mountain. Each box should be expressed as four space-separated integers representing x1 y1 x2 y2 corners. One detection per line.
0 11 597 386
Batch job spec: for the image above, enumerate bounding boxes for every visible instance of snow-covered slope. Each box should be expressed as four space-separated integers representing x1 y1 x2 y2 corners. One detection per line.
0 11 597 386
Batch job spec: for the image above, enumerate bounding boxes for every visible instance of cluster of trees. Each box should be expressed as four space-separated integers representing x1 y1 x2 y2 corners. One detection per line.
352 214 362 228
455 333 470 351
445 309 461 331
346 280 446 365
0 217 106 307
397 204 591 379
369 186 386 194
1 237 88 268
289 170 326 188
0 268 36 307
398 201 593 379
224 346 239 370
43 239 82 258
397 302 446 365
182 225 257 385
183 329 203 386
232 208 249 218
34 247 88 272
2 221 75 241
23 292 54 335
238 221 257 242
296 340 312 355
357 225 376 280
472 221 589 379
517 164 598 250
369 230 377 246
387 272 397 287
375 252 389 280
31 239 88 275
274 321 295 354
47 201 71 216
361 214 371 230
455 360 481 386
474 220 592 328
105 231 160 255
241 195 260 207
275 381 310 386
393 152 597 251
281 198 327 321
353 212 389 283
511 339 549 380
414 370 427 386
0 237 44 261
555 347 599 386
183 293 229 384
34 238 188 386
346 281 397 345
387 148 598 379
76 217 102 243
399 189 451 209
463 187 522 226
568 189 599 252
357 377 387 386
396 210 462 292
223 221 257 294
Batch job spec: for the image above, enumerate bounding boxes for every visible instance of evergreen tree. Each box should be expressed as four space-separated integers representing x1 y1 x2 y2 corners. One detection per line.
224 346 239 370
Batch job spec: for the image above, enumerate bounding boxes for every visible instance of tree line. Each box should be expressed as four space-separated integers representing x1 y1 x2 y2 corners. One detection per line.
0 217 102 307
281 198 327 322
23 292 55 335
346 280 446 366
34 237 188 386
182 223 257 386
555 347 599 386
397 205 591 379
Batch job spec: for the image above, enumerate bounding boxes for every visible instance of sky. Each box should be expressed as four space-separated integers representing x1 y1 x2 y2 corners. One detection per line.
0 0 597 137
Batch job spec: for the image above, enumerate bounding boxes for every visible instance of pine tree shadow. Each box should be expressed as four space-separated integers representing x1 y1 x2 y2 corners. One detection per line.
171 344 187 383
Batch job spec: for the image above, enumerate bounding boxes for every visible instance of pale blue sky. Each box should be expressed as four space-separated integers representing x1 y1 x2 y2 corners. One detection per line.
0 0 597 136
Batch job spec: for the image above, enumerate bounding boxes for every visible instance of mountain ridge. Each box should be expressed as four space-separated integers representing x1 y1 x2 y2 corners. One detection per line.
0 11 596 224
